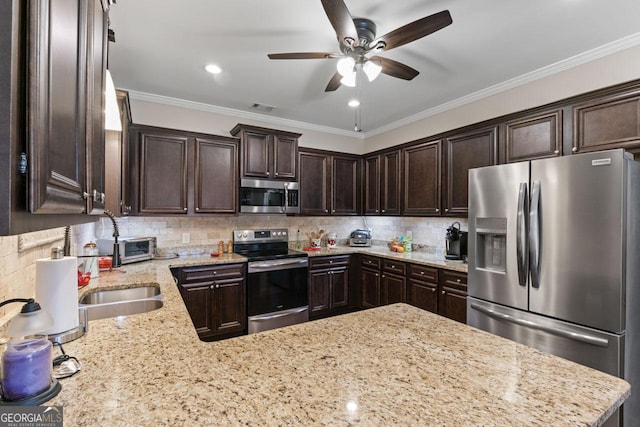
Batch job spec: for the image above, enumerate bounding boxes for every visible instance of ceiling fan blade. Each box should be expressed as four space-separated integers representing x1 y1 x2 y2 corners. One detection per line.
325 71 342 92
374 10 452 51
321 0 359 47
370 56 419 80
268 52 341 60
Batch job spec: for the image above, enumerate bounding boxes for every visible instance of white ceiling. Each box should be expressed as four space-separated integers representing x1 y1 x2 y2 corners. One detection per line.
108 0 640 136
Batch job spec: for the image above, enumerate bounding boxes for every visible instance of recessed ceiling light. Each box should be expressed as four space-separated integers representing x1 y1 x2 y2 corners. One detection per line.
348 99 360 108
205 64 222 74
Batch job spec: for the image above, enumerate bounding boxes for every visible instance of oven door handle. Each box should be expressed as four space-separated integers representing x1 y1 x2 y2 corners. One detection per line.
248 258 309 272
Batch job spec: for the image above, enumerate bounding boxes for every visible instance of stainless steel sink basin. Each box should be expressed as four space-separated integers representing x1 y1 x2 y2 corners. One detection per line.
79 285 163 321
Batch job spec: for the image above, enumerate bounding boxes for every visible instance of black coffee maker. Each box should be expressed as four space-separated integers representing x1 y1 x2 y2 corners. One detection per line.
445 222 468 260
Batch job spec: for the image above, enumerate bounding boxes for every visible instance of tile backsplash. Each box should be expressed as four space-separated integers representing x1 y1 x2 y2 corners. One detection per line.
0 215 467 324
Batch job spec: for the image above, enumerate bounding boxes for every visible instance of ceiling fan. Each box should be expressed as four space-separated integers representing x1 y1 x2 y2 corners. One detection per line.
267 0 452 92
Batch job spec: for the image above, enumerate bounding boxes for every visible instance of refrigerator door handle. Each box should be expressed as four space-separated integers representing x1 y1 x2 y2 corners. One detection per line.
516 183 528 286
469 303 610 347
529 180 541 288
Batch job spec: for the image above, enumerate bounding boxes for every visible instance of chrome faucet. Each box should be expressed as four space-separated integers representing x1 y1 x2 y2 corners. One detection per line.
104 210 122 268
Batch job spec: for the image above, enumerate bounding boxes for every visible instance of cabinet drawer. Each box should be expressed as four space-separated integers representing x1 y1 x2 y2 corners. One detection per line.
441 270 467 291
310 255 350 270
383 259 406 275
178 263 244 284
408 264 438 283
361 255 381 270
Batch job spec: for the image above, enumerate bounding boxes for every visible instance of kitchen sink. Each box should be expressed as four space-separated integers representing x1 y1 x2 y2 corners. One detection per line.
79 285 163 321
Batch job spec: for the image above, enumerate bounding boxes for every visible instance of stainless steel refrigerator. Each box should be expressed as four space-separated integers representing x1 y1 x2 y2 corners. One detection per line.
467 149 640 427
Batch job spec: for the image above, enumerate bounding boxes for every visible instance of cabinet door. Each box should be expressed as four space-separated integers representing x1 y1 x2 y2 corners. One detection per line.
381 150 401 215
242 130 271 178
331 155 360 215
299 151 330 215
381 273 406 305
194 138 238 214
408 280 438 313
138 132 188 214
573 91 640 153
213 277 246 335
403 140 441 215
309 269 331 317
180 284 213 336
443 127 497 216
505 110 562 162
273 135 297 180
361 268 380 308
363 155 380 215
28 0 87 214
439 271 468 323
331 267 349 309
84 0 108 214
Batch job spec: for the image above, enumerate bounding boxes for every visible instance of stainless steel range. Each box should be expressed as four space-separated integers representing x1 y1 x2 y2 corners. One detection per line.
233 229 309 334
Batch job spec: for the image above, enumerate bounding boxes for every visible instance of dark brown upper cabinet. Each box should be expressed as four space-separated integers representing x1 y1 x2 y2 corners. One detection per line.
443 127 497 216
504 109 562 163
402 140 441 216
572 89 640 154
194 138 238 214
230 124 300 181
299 149 360 216
28 0 109 215
364 150 401 215
128 125 239 216
104 89 132 216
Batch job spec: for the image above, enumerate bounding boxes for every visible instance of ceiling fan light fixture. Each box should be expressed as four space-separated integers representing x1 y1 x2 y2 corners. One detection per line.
340 71 356 87
363 60 382 82
336 57 356 77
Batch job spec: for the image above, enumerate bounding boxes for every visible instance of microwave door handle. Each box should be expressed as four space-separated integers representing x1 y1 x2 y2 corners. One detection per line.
283 184 288 214
529 180 541 289
516 183 528 287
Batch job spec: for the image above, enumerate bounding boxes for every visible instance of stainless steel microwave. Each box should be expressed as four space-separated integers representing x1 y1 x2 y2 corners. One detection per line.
96 237 156 264
240 179 300 214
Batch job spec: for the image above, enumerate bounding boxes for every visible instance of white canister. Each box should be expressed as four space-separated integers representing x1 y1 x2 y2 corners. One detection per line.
327 233 337 249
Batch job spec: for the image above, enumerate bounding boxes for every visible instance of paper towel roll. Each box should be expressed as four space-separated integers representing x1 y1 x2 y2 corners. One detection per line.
35 256 79 335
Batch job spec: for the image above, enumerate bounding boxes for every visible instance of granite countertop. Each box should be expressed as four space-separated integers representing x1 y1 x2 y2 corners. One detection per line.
49 257 627 426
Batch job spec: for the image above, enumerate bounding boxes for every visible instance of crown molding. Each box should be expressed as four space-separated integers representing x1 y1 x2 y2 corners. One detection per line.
363 32 640 138
126 91 365 139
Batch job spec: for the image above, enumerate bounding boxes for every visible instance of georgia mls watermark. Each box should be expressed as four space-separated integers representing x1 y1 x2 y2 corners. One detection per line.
0 406 63 427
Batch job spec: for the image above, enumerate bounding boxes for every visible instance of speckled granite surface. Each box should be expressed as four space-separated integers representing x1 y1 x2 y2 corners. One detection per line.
47 256 627 426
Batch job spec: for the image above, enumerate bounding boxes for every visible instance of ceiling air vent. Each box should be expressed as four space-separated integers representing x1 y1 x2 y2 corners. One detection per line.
251 103 276 113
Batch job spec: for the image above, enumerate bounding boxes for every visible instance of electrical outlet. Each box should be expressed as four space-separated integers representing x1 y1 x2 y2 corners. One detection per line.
182 233 190 244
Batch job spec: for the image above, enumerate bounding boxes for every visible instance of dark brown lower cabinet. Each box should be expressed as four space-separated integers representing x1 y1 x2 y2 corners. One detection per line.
381 259 406 305
309 255 350 319
361 255 381 309
173 263 246 341
439 270 468 324
407 264 439 314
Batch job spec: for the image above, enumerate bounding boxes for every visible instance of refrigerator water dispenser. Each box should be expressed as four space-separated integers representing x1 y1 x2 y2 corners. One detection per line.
475 218 507 273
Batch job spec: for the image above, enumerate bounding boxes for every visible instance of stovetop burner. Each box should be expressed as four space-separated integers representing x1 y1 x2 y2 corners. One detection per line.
233 228 308 262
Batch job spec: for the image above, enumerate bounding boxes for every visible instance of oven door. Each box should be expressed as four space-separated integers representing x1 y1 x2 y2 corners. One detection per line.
247 258 309 334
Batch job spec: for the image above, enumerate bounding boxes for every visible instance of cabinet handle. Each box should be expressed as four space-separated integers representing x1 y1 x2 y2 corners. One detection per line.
391 265 395 269
183 208 187 211
375 273 379 277
216 284 219 288
275 172 278 176
267 172 270 176
195 207 200 212
430 288 436 293
456 278 461 283
376 210 379 213
329 260 333 264
572 147 578 152
332 209 335 213
325 209 328 213
210 285 214 290
554 150 559 154
441 290 446 295
445 208 449 212
420 271 424 275
382 209 385 213
435 209 439 212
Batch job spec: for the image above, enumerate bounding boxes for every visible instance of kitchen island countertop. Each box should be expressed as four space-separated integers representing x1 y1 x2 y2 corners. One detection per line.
48 257 628 426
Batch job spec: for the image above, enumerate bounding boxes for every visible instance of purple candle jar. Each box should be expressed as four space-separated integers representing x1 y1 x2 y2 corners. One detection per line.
1 336 52 401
